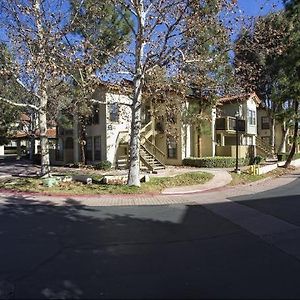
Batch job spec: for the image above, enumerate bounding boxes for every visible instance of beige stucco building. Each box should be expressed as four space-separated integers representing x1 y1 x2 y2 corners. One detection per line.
52 87 262 170
256 107 300 156
191 93 261 159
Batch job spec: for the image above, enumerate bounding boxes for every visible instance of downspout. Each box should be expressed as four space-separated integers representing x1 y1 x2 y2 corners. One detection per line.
211 107 216 157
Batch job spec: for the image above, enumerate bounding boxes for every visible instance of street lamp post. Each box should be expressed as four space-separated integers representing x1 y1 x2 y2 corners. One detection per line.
235 112 241 174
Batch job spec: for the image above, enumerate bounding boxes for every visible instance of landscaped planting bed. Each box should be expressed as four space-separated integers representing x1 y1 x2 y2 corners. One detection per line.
0 171 213 195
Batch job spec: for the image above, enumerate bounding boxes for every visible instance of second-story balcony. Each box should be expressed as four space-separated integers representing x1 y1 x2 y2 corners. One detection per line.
216 116 245 132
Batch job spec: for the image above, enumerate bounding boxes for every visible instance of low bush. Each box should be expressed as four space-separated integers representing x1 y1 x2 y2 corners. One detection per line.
183 156 251 168
94 160 112 171
251 155 264 165
277 152 300 161
32 154 41 165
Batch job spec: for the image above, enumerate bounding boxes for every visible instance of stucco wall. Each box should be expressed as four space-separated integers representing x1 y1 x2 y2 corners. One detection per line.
198 134 213 157
257 108 285 152
105 93 131 165
246 98 257 136
215 145 249 158
85 89 131 165
85 89 107 163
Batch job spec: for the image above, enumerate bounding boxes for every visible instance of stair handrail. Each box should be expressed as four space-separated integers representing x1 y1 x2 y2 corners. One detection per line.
140 120 152 135
139 153 154 171
140 144 165 167
143 138 165 158
256 136 275 153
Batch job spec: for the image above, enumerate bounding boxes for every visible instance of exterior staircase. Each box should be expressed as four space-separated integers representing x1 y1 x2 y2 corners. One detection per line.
256 136 277 161
139 120 165 172
116 156 128 169
115 120 166 172
140 144 165 172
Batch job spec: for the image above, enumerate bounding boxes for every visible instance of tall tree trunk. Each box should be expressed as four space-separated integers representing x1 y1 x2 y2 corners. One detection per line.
127 4 144 187
277 121 289 154
270 116 276 152
128 75 142 187
39 89 50 176
284 100 299 168
80 123 87 165
73 110 79 164
33 0 50 176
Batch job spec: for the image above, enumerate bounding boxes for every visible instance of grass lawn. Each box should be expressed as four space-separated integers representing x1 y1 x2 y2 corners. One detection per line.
0 171 213 195
229 166 294 186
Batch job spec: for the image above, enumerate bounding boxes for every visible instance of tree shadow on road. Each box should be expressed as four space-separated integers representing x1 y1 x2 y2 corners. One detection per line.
0 194 300 299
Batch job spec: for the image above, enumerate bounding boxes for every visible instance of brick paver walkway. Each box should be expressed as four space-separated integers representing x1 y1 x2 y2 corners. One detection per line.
0 170 298 207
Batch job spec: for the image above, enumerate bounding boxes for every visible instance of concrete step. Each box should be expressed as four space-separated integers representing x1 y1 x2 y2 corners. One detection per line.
153 166 165 170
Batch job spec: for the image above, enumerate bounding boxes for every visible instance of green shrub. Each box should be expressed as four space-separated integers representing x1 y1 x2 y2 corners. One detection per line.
183 156 251 168
278 152 300 161
94 160 112 171
32 154 41 165
251 155 264 165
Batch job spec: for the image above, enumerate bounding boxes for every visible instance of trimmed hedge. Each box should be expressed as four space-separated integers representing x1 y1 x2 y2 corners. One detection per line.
183 157 251 168
94 160 112 171
277 152 300 161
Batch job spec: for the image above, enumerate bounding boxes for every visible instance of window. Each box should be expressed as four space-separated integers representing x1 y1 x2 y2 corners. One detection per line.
155 116 164 133
94 136 101 161
248 110 256 126
87 105 99 125
166 111 176 124
261 116 270 129
65 137 73 149
93 106 99 124
65 129 73 135
55 138 64 161
141 105 151 124
58 127 64 136
167 137 177 159
109 103 119 122
86 137 93 161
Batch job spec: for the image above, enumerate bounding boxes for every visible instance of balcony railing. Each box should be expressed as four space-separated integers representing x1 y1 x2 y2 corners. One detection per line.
216 116 245 132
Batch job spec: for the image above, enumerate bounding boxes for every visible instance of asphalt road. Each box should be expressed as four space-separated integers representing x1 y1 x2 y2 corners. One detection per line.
1 178 300 299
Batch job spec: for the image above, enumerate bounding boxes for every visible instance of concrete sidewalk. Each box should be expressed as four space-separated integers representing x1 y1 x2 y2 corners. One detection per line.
161 168 232 195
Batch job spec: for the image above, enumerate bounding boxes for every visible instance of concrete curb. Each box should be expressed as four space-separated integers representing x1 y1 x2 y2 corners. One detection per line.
0 168 298 207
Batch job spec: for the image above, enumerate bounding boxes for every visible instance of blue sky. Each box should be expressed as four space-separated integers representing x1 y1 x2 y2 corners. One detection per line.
0 1 284 43
238 0 284 16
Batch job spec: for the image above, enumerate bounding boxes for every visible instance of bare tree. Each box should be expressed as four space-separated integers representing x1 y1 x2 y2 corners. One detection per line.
0 0 79 176
107 0 237 186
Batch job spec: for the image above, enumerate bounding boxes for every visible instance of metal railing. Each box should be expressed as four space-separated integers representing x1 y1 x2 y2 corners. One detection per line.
142 139 166 165
216 116 245 132
256 136 275 155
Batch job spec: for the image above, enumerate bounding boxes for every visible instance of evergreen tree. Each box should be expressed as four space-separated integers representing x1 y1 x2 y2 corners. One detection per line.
66 0 132 164
279 0 300 166
0 44 24 145
234 11 289 152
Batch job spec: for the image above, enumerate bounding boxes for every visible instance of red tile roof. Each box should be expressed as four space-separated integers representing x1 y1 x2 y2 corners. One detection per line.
34 128 57 139
20 113 31 123
218 92 261 105
11 128 57 139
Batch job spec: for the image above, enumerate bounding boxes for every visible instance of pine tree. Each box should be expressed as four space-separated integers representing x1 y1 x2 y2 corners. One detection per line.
234 11 290 152
280 0 300 166
66 0 132 164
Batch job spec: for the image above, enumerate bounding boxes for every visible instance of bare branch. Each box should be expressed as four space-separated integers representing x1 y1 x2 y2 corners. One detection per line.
91 98 132 107
0 96 39 111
